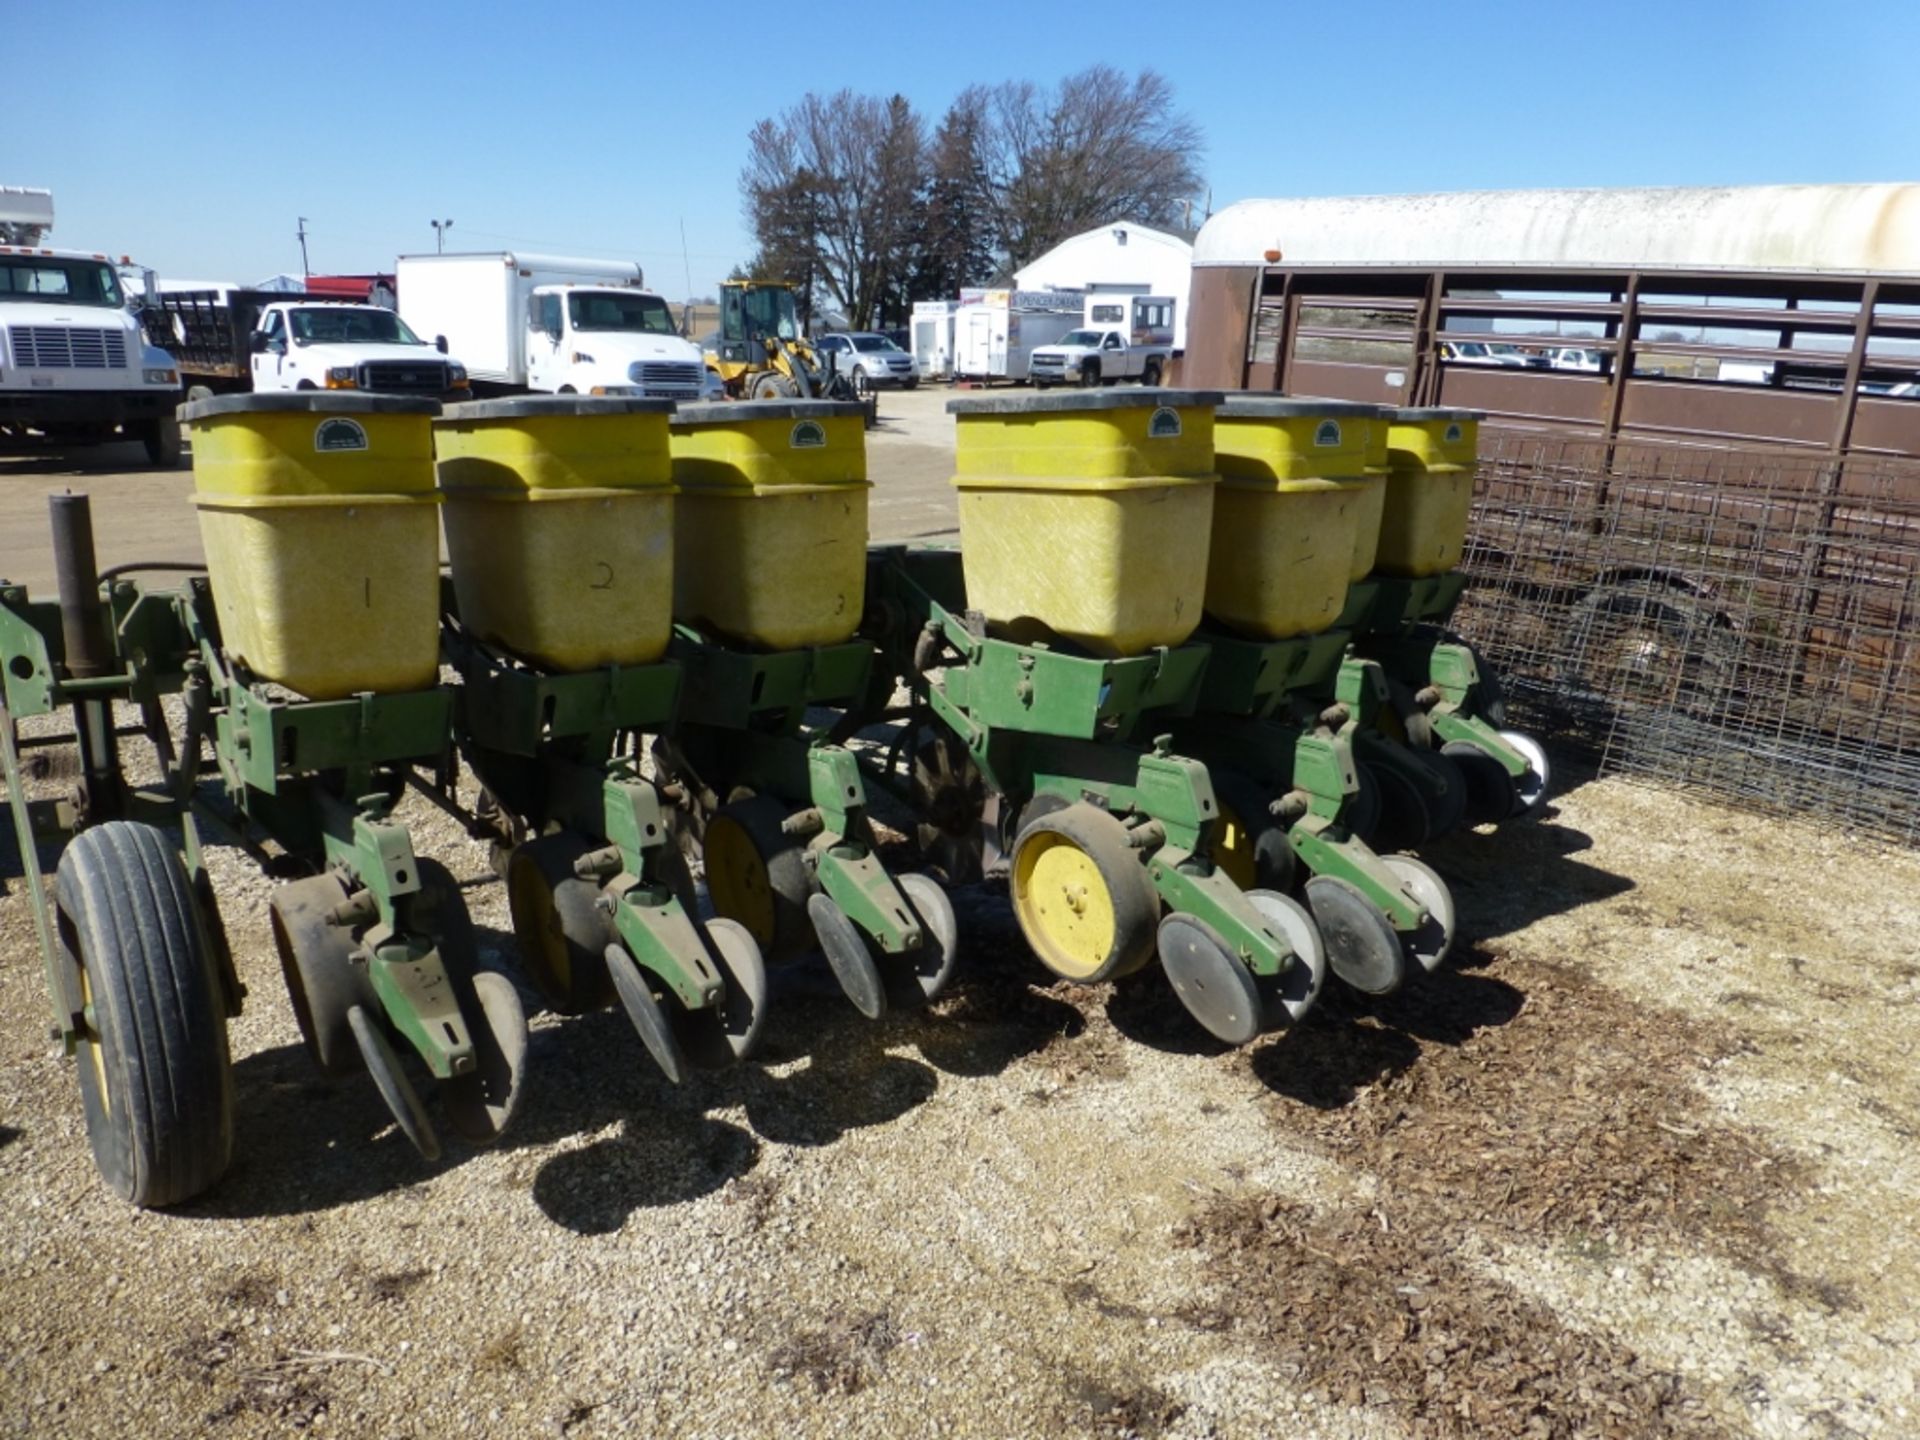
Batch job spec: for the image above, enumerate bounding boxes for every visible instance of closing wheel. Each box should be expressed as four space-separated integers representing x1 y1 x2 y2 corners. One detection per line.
506 833 615 1014
673 918 770 1069
808 892 887 1020
1010 803 1159 984
1381 854 1455 974
1357 760 1431 852
271 871 374 1077
1246 889 1326 1025
439 972 529 1144
1211 775 1297 895
1442 741 1518 826
53 821 234 1208
1305 875 1407 996
704 796 815 959
1158 913 1263 1046
347 1003 440 1161
605 943 691 1084
882 872 961 1009
910 731 989 884
1500 730 1551 816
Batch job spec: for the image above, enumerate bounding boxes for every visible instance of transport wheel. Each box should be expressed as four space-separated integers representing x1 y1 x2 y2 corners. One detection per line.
141 417 183 468
53 821 234 1207
1500 730 1551 815
808 893 887 1019
672 919 770 1069
703 796 815 960
506 833 616 1013
605 942 691 1084
1246 888 1326 1026
881 872 961 1009
1305 875 1407 996
347 1003 440 1161
1157 913 1263 1046
271 871 375 1077
1441 741 1517 826
910 731 989 884
1357 760 1431 852
1210 775 1297 895
1381 854 1456 974
1010 803 1159 983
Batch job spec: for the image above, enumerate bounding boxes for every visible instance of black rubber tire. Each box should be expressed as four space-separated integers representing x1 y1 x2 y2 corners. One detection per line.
270 871 371 1077
1441 741 1518 826
1078 361 1101 389
1357 760 1431 852
1211 773 1298 895
506 833 616 1014
141 417 183 468
53 821 234 1207
1141 358 1163 387
1010 802 1160 984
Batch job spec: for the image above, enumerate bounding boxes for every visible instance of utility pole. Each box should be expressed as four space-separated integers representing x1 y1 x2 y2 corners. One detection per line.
297 217 310 278
431 218 454 254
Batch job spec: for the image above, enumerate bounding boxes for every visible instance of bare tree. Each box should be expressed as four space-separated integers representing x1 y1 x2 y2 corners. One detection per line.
971 67 1204 270
741 92 928 330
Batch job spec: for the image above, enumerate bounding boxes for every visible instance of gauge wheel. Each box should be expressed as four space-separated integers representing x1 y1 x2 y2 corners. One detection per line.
1210 774 1298 895
1500 730 1551 815
1441 740 1518 826
54 822 234 1207
1381 854 1456 974
1305 874 1407 996
1357 759 1432 852
438 970 529 1145
808 893 887 1019
1246 888 1326 1026
1158 912 1263 1046
505 833 616 1014
271 871 375 1077
347 1003 440 1161
1010 802 1159 983
673 918 770 1068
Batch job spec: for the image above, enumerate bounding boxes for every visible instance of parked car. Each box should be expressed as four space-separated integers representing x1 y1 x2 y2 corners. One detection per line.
1547 346 1604 373
815 331 918 391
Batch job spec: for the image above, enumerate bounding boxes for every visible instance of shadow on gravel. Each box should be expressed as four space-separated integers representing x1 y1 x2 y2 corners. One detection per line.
1418 818 1634 944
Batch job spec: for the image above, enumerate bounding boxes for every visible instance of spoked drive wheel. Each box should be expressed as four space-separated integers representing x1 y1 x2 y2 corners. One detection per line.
506 832 616 1014
54 822 234 1207
1010 802 1159 983
1305 875 1407 996
1381 854 1456 974
910 730 989 884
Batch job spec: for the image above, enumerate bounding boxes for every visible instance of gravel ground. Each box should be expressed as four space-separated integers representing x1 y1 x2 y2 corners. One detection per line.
4 721 1917 1439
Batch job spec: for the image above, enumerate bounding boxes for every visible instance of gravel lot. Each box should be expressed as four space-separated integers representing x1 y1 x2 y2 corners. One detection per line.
4 389 1919 1438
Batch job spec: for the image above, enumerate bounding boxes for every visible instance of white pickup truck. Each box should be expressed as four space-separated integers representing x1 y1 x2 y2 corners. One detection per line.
149 291 470 400
1 186 185 466
1027 294 1176 389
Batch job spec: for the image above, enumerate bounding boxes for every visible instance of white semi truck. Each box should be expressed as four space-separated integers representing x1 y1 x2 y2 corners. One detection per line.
395 252 708 401
1028 293 1177 389
0 186 185 466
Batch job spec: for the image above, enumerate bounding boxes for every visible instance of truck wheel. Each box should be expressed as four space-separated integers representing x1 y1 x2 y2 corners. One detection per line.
141 417 184 469
851 365 871 397
1141 358 1163 387
1078 361 1101 389
54 821 234 1207
295 380 317 390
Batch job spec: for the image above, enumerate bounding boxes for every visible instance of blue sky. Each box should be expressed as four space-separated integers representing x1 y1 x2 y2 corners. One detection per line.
6 0 1914 297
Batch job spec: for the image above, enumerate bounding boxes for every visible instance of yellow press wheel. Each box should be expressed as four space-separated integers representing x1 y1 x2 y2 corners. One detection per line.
1010 802 1159 983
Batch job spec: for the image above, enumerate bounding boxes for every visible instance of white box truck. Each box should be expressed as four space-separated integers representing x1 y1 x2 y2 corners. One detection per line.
396 252 708 401
1 185 185 467
951 290 1083 384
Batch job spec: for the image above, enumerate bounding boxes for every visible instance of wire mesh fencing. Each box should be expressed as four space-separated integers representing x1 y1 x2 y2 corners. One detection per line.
1451 428 1920 845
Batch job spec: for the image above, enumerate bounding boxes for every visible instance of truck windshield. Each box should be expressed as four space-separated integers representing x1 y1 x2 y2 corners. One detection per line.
568 291 676 334
0 259 123 308
289 307 422 345
1059 329 1102 346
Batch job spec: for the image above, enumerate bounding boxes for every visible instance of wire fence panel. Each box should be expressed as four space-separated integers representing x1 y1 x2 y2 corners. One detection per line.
1451 428 1920 844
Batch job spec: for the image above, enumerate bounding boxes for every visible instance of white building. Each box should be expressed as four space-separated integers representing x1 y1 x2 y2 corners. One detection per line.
1013 220 1195 349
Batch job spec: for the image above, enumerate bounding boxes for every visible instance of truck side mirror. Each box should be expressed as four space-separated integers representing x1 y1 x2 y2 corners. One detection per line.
435 334 449 354
250 332 271 354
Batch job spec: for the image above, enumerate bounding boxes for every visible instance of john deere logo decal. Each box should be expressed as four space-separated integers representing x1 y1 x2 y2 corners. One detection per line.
1314 419 1342 447
1148 407 1182 439
790 420 826 449
1445 422 1464 443
314 418 369 452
